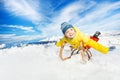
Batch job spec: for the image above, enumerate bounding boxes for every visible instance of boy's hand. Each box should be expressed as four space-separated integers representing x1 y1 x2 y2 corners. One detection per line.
80 60 87 64
61 56 71 61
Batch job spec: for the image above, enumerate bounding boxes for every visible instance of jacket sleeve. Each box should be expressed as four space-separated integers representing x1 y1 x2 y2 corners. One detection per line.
86 39 109 54
56 37 67 47
79 29 109 54
74 27 109 54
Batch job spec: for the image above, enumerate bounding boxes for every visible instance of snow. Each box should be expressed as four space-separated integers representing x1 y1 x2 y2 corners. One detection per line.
0 34 120 80
0 44 6 49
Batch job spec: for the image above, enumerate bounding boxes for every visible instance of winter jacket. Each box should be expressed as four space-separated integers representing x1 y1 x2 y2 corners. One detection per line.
56 27 109 54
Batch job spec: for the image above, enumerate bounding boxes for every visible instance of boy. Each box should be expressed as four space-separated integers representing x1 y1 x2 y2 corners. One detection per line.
56 22 112 62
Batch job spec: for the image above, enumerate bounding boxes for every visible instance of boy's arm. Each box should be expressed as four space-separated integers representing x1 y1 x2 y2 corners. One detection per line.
80 41 85 61
56 37 71 61
59 43 71 61
56 37 66 47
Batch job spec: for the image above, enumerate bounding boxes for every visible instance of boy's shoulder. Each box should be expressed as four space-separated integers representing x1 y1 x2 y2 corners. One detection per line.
60 36 67 41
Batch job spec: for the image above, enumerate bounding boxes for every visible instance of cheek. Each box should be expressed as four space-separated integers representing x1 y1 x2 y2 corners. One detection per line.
65 33 70 37
67 33 70 36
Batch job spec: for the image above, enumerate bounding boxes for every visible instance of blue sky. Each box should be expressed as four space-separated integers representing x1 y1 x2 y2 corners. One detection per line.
0 0 120 44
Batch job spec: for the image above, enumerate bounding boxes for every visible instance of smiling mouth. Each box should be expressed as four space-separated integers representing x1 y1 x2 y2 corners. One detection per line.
70 34 74 37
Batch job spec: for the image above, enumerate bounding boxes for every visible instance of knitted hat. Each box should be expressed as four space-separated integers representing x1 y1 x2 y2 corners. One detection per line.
61 22 73 34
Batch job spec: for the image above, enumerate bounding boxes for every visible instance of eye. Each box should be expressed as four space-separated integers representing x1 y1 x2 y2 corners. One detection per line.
71 28 73 31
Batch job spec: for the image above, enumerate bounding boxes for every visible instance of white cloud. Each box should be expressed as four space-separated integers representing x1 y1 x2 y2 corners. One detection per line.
37 1 120 38
3 0 41 23
75 1 120 31
0 34 16 43
58 1 96 23
0 34 45 43
37 1 97 36
1 24 35 32
12 35 44 41
0 34 16 38
9 25 35 32
2 0 120 40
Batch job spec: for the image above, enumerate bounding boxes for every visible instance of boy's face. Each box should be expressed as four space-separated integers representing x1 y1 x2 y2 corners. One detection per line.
65 28 76 39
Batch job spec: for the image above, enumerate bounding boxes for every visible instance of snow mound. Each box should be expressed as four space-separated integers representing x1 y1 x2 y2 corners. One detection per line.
0 34 120 80
0 44 6 49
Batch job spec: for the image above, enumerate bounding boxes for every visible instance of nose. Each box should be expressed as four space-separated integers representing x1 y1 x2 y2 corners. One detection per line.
69 32 73 35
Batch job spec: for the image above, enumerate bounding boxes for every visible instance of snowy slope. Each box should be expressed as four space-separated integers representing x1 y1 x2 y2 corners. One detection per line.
0 34 120 80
